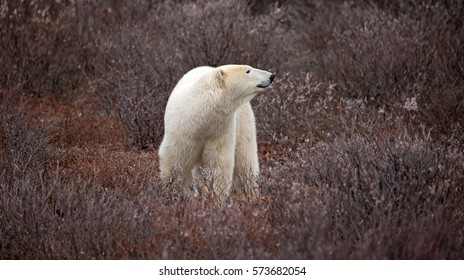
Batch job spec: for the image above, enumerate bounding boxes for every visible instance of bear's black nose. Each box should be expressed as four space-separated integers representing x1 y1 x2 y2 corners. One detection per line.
270 73 275 83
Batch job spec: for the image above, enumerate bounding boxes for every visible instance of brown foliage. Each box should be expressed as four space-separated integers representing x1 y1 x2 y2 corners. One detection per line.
1 0 463 259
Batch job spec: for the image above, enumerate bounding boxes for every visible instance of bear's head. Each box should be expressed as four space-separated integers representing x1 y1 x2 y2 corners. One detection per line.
216 65 275 99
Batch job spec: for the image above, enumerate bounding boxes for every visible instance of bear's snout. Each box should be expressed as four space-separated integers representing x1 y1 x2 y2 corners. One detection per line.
257 72 276 88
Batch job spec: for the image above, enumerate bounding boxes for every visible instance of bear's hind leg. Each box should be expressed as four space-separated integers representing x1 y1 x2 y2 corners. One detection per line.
159 147 198 201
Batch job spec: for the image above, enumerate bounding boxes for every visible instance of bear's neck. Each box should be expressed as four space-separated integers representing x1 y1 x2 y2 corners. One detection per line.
219 89 255 115
193 89 246 134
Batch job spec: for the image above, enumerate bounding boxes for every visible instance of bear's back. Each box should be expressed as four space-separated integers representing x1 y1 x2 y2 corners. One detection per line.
170 66 214 99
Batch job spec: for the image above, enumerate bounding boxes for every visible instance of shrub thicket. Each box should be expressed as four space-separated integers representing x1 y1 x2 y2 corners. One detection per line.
1 0 463 259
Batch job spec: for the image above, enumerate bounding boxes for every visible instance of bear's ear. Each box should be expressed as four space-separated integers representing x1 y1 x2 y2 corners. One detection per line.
215 68 226 88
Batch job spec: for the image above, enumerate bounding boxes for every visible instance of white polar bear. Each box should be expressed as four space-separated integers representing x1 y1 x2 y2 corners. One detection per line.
158 64 275 202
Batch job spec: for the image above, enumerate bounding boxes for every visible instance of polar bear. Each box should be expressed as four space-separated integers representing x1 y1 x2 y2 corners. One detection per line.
158 64 275 203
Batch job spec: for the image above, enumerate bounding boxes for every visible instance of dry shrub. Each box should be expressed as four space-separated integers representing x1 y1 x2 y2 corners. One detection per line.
295 0 464 139
255 73 340 143
0 94 51 182
302 129 464 258
0 172 163 259
0 1 98 95
1 123 463 259
0 0 161 96
1 0 464 260
256 125 464 259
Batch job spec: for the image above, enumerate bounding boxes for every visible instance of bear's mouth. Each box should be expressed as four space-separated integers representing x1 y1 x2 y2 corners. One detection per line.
257 73 275 88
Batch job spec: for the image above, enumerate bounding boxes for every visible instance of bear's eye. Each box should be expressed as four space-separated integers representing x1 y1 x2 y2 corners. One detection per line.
246 70 251 74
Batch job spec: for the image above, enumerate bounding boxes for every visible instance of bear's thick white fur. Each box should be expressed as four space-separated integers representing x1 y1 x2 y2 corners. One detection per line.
158 64 275 202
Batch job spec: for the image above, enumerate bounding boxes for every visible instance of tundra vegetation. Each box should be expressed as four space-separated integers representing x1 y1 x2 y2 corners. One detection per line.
1 0 463 259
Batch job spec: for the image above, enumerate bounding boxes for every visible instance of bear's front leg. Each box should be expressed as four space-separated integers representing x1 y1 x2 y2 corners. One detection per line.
202 123 236 203
210 159 234 202
234 103 261 203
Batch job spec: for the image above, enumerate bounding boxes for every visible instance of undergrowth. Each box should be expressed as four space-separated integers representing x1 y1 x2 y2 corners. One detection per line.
1 0 463 259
